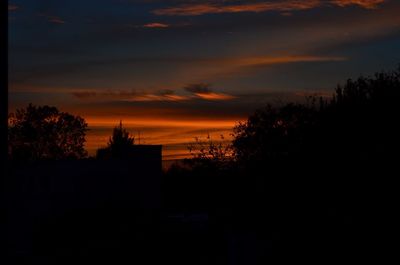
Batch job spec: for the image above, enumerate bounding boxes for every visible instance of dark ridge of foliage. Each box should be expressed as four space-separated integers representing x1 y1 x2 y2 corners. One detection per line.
230 67 400 169
8 104 88 162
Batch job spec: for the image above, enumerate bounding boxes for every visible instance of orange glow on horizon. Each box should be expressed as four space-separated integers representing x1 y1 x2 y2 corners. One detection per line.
84 117 242 160
85 117 241 128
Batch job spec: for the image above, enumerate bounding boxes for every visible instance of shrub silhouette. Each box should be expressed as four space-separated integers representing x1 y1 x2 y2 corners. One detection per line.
96 121 135 159
8 104 88 161
186 134 233 170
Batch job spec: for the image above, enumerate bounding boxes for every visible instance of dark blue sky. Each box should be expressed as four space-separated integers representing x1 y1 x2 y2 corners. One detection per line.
8 0 400 121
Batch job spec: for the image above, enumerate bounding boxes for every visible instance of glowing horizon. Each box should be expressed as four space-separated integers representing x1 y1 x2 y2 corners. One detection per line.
84 118 239 160
85 117 241 128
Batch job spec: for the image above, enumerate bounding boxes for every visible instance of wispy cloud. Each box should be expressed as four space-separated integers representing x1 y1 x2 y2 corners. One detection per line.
153 0 386 16
71 84 236 102
37 13 66 24
8 4 19 11
72 90 140 100
127 93 189 102
143 22 169 28
331 0 385 9
232 55 347 68
71 89 189 102
153 1 317 16
194 92 237 100
48 16 66 24
189 55 347 78
184 83 237 100
184 55 348 83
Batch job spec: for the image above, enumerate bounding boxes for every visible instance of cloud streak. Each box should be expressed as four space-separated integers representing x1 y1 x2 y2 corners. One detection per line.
48 17 66 24
184 83 237 100
37 13 66 24
143 22 169 28
331 0 385 9
233 55 347 68
152 0 386 16
194 92 236 100
71 89 189 102
71 84 236 102
71 90 188 102
195 55 347 78
71 90 187 101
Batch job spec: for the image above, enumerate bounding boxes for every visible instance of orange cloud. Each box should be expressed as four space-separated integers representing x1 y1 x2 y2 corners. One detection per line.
183 83 236 100
48 16 65 24
125 94 189 102
331 0 385 9
153 0 386 16
71 83 238 102
71 88 236 102
194 92 236 101
153 1 319 16
143 22 169 28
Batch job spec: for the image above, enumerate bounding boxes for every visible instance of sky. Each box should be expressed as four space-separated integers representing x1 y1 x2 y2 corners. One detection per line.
8 0 400 159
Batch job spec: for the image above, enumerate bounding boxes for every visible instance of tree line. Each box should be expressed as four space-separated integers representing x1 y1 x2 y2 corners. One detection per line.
8 66 400 167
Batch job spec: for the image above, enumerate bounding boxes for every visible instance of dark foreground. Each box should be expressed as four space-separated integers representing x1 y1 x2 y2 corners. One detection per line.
3 158 397 264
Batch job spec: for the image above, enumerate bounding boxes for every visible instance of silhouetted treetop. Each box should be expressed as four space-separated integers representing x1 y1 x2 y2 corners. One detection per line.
108 120 135 148
8 104 88 161
96 121 135 159
332 68 400 107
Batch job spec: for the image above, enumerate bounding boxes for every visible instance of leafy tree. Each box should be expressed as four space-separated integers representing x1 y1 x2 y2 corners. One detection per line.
96 121 135 159
8 104 88 161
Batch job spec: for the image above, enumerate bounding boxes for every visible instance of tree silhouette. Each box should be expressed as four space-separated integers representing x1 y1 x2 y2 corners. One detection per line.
109 121 135 148
97 121 135 159
321 67 400 160
232 66 400 166
232 103 317 164
8 104 88 161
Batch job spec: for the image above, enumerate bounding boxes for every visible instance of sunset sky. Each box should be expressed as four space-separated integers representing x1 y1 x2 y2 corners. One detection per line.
8 0 400 159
